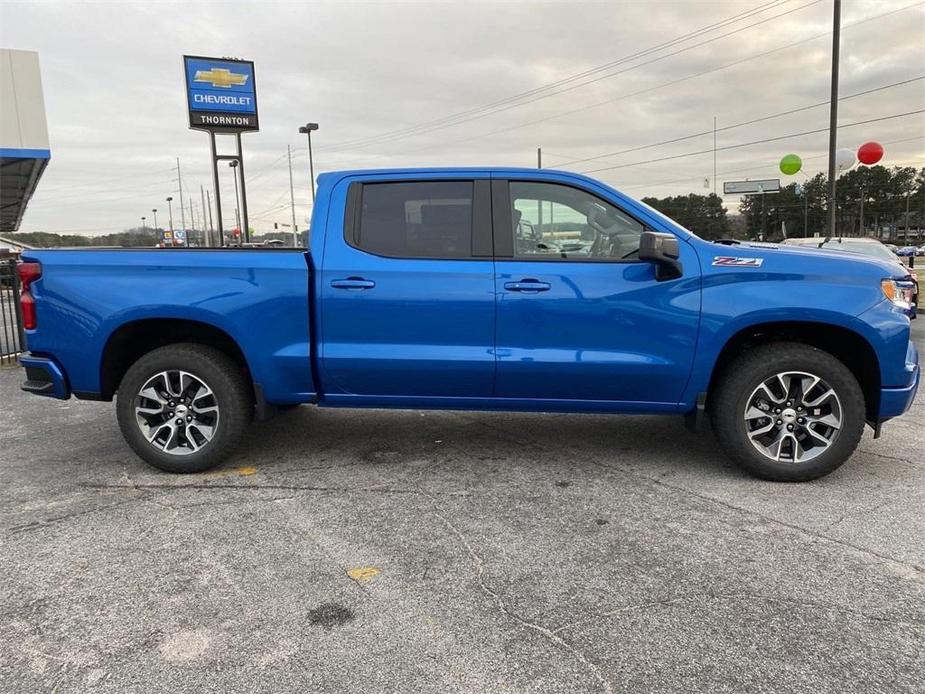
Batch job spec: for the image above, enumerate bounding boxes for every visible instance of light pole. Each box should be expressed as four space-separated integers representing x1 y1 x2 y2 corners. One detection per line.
141 216 146 231
152 208 158 230
166 196 174 231
825 0 841 240
298 122 319 203
229 160 242 241
858 185 865 236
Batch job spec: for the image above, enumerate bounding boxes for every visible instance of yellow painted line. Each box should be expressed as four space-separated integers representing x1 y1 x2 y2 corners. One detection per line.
199 465 258 479
347 567 381 582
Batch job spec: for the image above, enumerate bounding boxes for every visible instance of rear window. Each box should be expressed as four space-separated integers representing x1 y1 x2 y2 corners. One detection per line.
356 181 473 258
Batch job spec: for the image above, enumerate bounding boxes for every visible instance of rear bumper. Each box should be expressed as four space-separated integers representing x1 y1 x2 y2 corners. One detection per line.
19 352 70 400
878 340 919 419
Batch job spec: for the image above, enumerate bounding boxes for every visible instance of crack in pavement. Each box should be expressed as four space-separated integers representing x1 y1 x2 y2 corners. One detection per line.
551 591 925 635
7 498 138 534
412 478 614 694
857 448 920 467
825 498 894 532
78 482 471 497
452 412 925 579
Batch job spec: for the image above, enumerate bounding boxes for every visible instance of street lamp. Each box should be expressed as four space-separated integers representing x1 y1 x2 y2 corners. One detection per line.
166 196 174 231
141 216 146 230
152 208 158 230
229 160 242 240
298 122 319 203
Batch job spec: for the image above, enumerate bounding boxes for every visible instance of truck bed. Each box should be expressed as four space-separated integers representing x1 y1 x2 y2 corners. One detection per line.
20 248 316 404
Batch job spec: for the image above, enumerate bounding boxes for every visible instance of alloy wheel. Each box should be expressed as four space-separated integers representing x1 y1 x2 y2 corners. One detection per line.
743 371 842 463
134 370 219 456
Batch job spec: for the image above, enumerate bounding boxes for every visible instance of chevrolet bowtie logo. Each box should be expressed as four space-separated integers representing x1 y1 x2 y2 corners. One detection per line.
194 68 248 89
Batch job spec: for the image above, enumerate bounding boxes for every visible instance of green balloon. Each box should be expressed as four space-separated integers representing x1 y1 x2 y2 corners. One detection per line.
780 154 802 175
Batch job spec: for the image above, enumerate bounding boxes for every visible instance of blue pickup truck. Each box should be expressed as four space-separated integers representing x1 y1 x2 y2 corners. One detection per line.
17 168 919 481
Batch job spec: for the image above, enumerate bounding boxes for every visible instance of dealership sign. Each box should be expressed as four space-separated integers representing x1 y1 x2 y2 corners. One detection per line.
183 55 258 131
723 179 780 195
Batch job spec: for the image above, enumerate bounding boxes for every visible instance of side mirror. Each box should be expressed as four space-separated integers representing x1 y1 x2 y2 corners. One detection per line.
638 231 682 281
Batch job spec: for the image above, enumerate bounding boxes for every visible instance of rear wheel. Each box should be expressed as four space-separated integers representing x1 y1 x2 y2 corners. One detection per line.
116 344 252 473
711 343 866 482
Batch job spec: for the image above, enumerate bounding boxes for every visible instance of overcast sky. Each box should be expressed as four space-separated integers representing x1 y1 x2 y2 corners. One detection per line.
3 0 924 235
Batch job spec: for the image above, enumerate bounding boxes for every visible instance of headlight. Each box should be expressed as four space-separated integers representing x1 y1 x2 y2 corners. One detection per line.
882 279 912 310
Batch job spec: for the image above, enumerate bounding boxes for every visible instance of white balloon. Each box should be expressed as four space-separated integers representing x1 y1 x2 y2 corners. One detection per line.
835 147 856 174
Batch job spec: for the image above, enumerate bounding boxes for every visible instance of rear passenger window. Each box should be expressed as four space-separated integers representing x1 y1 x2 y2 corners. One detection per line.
356 181 474 258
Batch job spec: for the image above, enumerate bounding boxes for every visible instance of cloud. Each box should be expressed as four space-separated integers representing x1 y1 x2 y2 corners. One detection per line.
2 0 923 234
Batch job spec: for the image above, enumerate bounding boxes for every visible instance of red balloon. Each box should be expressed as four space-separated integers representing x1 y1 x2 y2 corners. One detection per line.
857 141 883 165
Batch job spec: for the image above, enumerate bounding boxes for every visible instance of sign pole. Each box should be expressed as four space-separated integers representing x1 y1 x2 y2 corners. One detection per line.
236 132 250 243
209 130 224 246
184 55 258 247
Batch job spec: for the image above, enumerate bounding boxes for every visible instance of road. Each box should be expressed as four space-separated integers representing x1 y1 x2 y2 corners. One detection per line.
1 323 923 693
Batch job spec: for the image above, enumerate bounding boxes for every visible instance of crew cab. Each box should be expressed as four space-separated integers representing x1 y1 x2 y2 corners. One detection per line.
17 168 920 481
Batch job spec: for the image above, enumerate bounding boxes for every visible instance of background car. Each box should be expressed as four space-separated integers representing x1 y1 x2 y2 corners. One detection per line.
781 236 917 317
896 245 918 257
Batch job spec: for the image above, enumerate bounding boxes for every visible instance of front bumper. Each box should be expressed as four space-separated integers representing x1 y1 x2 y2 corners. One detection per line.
878 339 919 419
19 352 70 400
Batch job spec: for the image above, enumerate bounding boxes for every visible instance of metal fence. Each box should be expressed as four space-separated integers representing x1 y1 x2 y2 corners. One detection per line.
0 259 24 365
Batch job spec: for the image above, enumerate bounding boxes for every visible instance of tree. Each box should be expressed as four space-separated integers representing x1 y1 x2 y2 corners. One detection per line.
13 228 160 248
641 193 729 239
738 166 925 241
738 177 826 241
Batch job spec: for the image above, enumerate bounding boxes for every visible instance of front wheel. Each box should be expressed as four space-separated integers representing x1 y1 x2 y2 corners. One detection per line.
711 343 866 482
116 344 253 473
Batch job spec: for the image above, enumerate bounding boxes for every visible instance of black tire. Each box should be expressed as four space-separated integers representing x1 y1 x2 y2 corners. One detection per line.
711 342 865 482
116 343 253 473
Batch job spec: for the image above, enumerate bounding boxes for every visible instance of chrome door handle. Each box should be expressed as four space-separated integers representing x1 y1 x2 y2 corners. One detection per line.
504 280 551 292
331 278 376 290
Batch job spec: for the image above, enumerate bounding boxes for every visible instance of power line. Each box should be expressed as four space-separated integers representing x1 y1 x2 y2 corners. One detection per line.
318 0 820 151
620 135 925 190
391 1 925 159
580 109 925 174
363 0 796 139
558 76 924 168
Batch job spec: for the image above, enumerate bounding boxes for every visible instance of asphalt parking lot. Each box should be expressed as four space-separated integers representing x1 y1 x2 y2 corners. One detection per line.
2 325 923 693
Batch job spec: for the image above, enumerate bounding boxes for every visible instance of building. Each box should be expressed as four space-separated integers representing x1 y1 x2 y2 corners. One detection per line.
0 49 50 232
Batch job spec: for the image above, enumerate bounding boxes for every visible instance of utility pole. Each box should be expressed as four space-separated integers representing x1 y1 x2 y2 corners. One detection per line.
713 116 717 197
200 185 210 248
804 189 809 238
825 0 841 240
288 144 298 238
536 147 543 233
858 184 865 236
206 189 216 246
177 157 187 234
188 196 195 247
905 190 912 240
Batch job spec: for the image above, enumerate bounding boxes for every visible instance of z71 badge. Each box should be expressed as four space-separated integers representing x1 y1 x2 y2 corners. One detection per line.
713 256 764 268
